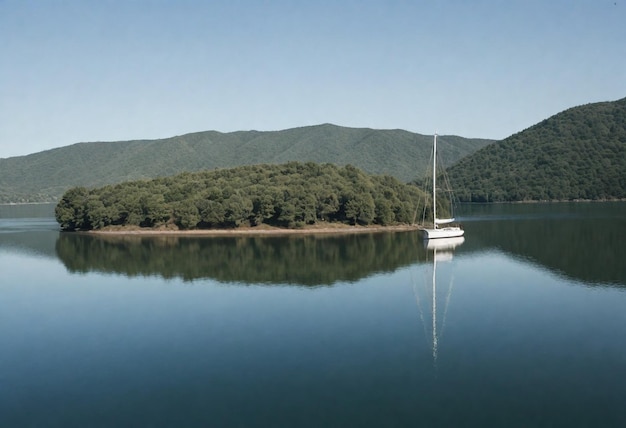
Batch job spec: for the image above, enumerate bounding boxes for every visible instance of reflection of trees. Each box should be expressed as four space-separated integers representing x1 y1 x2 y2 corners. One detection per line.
56 231 428 285
52 203 626 288
0 229 58 259
466 213 626 287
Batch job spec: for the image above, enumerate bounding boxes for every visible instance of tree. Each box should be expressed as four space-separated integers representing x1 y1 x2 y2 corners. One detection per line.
374 197 394 225
55 187 90 230
223 194 253 227
197 199 225 226
344 192 376 225
173 200 200 229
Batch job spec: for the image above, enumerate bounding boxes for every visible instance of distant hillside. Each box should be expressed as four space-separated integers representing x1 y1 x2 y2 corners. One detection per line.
0 124 492 203
448 98 626 202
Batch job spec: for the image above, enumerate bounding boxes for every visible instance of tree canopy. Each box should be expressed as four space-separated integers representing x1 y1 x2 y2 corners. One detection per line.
448 97 626 202
55 162 429 231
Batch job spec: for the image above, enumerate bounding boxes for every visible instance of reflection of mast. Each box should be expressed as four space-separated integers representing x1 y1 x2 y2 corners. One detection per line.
414 236 464 367
432 248 438 362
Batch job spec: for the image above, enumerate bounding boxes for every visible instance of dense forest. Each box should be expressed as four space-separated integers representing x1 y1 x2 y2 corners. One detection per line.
0 124 492 203
448 97 626 201
55 162 436 231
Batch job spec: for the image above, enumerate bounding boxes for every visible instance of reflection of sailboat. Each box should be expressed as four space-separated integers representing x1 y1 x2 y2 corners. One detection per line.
421 134 464 240
424 235 465 253
413 236 464 365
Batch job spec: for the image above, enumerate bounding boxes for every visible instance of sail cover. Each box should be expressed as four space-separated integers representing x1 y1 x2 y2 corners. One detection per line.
435 218 456 225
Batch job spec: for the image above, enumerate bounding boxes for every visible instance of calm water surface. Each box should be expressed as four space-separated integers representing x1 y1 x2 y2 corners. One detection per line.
1 203 625 427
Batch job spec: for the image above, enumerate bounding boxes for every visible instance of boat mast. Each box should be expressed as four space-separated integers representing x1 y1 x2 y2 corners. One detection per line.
433 134 437 229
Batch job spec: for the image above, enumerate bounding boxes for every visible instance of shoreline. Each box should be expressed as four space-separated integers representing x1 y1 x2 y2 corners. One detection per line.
85 224 422 237
0 202 56 206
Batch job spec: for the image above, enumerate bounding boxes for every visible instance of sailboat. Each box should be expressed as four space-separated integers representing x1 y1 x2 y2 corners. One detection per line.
421 134 464 240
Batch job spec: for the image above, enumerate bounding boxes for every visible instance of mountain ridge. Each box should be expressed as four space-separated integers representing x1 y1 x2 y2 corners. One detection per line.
0 123 493 203
448 97 626 202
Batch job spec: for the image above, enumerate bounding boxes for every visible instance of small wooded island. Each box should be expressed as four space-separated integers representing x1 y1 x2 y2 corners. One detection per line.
55 162 436 232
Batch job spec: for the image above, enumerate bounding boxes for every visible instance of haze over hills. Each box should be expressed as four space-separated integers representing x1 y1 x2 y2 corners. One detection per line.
0 124 492 203
448 97 626 202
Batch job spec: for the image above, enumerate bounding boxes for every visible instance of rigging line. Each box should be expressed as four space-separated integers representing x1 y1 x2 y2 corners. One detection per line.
410 265 430 348
440 274 455 340
420 146 435 225
436 151 450 212
421 197 428 225
412 196 421 225
434 139 458 222
436 143 461 215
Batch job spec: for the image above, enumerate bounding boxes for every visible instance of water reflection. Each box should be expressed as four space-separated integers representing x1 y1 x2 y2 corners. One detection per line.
4 204 626 427
3 202 624 288
460 203 626 287
414 237 464 367
0 218 59 258
0 203 59 258
56 231 430 285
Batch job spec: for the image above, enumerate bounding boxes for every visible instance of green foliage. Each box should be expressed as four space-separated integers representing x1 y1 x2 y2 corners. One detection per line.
55 187 90 230
0 125 492 203
55 162 427 231
448 97 626 202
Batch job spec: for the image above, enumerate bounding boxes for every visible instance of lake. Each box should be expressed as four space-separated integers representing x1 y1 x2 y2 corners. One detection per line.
1 202 625 427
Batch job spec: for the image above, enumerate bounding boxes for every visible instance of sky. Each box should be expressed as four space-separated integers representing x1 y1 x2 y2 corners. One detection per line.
1 0 625 158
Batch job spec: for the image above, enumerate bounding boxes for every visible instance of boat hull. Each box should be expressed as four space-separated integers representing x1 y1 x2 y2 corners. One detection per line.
422 227 465 240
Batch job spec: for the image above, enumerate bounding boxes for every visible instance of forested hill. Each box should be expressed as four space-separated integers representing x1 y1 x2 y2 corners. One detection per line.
0 124 492 203
448 97 626 202
55 162 428 231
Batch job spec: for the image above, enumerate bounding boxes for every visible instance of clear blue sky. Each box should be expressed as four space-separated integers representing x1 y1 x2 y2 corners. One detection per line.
1 0 625 158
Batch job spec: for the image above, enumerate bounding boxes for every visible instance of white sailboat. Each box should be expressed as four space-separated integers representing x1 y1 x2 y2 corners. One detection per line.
421 134 464 240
